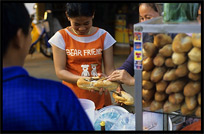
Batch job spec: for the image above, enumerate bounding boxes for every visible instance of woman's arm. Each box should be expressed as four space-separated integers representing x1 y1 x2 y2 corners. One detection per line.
52 45 82 83
103 46 115 76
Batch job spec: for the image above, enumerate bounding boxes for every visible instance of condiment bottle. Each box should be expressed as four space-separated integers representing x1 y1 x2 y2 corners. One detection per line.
100 121 105 131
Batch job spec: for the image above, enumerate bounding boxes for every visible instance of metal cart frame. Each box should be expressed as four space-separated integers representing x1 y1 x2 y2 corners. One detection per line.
133 16 201 131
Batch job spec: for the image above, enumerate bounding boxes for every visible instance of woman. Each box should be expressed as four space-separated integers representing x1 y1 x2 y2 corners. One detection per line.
48 3 116 109
108 3 161 86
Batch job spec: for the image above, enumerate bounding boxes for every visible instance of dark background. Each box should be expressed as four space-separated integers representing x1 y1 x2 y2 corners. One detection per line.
44 3 139 37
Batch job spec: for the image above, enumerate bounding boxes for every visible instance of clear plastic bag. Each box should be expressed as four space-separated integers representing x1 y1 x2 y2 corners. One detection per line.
110 113 135 130
163 3 199 22
93 106 128 130
111 111 164 130
94 106 165 131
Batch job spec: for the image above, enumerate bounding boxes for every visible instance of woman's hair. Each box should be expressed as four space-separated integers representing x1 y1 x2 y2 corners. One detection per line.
65 3 95 18
2 3 31 56
139 3 163 15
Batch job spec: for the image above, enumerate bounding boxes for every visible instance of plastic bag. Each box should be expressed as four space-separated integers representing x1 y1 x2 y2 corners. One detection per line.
163 3 199 22
110 111 164 130
93 106 128 130
94 106 164 130
110 113 135 130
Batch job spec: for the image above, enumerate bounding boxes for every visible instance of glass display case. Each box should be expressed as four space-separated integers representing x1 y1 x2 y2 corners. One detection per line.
133 16 201 131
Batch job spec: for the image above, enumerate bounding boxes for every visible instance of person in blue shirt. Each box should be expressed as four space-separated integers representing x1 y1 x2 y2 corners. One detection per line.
2 3 94 131
108 3 176 87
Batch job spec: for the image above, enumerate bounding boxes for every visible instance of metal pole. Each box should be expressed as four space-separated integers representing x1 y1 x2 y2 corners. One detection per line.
133 25 144 131
134 71 143 130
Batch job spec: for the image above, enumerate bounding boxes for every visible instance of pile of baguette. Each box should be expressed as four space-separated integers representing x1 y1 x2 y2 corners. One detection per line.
142 33 201 117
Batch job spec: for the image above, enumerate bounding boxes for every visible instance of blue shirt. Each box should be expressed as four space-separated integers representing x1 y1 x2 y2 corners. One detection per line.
3 66 94 131
118 50 134 76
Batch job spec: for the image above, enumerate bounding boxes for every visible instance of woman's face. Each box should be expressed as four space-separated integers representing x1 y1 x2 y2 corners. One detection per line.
68 16 93 35
139 4 160 22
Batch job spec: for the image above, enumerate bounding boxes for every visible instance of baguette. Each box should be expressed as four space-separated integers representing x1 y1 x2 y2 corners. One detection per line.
143 42 158 57
192 33 201 48
181 103 195 115
168 92 184 104
142 80 154 90
156 80 168 92
198 92 201 105
143 57 154 71
142 99 152 108
151 67 166 82
142 71 151 80
77 76 119 91
150 100 164 111
172 52 187 65
112 91 134 105
142 89 155 101
154 34 172 48
185 96 197 110
159 44 173 57
187 60 201 74
154 92 167 102
188 47 201 62
165 58 176 67
183 81 201 97
165 79 187 94
163 100 181 113
188 72 201 81
153 54 165 67
195 106 201 117
172 33 192 53
163 69 178 81
175 62 189 77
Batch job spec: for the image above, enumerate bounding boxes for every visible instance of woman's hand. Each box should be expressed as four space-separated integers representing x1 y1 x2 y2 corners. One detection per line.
90 73 109 95
107 69 135 86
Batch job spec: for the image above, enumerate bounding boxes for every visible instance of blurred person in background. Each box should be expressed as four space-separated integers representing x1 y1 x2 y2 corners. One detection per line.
2 3 94 131
108 3 201 131
108 3 162 87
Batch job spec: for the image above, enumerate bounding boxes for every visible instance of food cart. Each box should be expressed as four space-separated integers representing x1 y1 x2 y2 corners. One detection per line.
133 16 201 130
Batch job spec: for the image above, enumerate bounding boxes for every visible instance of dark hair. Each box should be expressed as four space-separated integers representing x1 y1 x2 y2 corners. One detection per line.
65 3 95 18
139 3 162 15
2 3 31 56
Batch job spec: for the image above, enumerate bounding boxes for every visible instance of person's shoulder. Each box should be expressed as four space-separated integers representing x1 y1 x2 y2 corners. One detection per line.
97 27 107 33
92 27 109 38
97 28 113 38
29 77 71 92
33 78 77 98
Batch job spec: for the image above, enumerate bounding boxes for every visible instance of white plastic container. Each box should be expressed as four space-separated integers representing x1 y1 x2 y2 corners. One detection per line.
79 99 95 125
